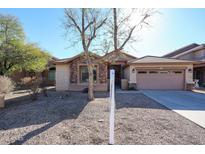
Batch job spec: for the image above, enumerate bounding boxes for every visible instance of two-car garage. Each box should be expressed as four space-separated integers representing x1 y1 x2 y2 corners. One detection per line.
127 56 196 90
136 70 184 90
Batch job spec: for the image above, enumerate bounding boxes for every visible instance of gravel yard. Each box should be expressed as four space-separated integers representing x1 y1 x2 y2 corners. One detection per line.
0 90 205 145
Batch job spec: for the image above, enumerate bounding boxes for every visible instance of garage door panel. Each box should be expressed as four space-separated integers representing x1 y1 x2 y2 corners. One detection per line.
137 70 184 90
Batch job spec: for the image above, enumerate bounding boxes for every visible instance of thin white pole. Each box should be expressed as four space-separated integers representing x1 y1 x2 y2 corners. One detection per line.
109 69 115 145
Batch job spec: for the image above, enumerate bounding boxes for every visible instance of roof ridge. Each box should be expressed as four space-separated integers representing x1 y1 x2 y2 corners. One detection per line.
128 55 198 64
163 43 200 57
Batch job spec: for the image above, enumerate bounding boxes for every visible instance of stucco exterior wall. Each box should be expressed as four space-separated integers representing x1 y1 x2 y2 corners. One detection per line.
55 64 70 91
177 53 194 60
193 49 205 60
185 64 194 83
176 49 205 61
124 66 130 80
129 65 137 83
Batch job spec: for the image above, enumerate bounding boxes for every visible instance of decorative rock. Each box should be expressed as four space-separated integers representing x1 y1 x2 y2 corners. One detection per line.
98 119 104 122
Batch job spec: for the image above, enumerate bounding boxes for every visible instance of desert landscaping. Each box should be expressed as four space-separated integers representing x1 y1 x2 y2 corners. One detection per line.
0 90 205 145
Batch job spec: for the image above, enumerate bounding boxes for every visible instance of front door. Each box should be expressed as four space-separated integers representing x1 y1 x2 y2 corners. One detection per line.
194 67 204 86
108 65 122 88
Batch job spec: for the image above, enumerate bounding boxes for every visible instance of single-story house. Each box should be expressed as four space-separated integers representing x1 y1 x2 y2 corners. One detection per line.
163 43 205 87
55 50 197 91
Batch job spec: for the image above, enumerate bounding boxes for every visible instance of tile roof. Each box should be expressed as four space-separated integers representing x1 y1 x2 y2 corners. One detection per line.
54 52 100 64
128 56 197 64
55 50 136 64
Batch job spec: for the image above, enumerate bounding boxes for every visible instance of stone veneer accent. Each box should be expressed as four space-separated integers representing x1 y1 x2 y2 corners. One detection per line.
70 55 107 84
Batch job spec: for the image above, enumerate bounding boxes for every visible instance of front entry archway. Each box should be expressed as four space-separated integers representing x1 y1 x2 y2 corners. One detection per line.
108 65 122 88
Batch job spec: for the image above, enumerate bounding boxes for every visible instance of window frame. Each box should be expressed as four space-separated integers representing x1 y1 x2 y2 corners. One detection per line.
78 64 98 84
172 71 183 74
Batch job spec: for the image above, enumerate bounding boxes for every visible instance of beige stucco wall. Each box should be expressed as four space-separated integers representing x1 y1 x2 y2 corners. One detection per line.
177 53 194 60
175 49 205 61
56 64 70 91
124 66 130 80
128 64 194 86
193 49 205 60
185 64 194 83
129 65 137 83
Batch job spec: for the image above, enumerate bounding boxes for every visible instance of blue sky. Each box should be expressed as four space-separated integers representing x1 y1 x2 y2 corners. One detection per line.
0 8 205 58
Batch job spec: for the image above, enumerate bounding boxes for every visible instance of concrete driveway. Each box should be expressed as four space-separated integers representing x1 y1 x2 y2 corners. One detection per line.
141 90 205 128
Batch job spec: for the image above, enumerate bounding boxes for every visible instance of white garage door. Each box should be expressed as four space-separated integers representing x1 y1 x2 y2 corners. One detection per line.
137 70 184 90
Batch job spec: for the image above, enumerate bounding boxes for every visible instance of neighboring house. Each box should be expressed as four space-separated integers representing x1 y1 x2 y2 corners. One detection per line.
164 43 205 86
55 50 196 91
11 57 57 86
42 57 57 85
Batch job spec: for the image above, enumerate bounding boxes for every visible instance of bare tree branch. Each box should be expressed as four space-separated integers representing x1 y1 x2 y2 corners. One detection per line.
118 25 136 50
64 9 82 33
84 21 94 31
87 17 107 49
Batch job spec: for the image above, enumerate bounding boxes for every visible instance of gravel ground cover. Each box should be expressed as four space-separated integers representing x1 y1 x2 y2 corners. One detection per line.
0 91 205 144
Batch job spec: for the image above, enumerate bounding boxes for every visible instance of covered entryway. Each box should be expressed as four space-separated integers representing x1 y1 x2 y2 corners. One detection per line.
193 62 205 87
136 70 185 90
108 65 122 88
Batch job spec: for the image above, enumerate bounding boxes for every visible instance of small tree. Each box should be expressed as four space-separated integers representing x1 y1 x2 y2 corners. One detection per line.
21 75 42 101
0 14 25 44
29 77 42 101
0 14 25 75
64 8 107 100
0 14 51 76
20 43 51 73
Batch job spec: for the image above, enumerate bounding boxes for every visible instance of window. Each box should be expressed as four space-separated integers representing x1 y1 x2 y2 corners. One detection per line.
48 70 55 81
138 71 147 74
79 66 97 83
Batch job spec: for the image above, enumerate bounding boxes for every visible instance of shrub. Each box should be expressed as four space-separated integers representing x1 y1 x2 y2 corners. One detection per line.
29 77 42 101
20 77 33 85
0 76 15 95
40 78 48 97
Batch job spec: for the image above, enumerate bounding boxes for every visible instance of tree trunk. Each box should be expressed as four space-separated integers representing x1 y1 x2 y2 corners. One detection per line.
85 52 94 101
113 8 118 50
87 62 94 100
